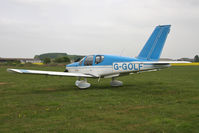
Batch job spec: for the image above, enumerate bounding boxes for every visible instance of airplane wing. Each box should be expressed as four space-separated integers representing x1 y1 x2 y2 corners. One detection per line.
7 68 94 78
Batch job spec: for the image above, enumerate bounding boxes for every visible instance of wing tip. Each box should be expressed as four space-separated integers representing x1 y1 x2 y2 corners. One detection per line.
7 68 22 73
7 68 13 73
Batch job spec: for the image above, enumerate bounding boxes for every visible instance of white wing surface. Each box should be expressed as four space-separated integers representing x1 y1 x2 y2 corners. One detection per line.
7 69 93 78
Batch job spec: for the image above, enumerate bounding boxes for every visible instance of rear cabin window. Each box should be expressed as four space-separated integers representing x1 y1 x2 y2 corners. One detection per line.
84 56 93 66
95 55 104 64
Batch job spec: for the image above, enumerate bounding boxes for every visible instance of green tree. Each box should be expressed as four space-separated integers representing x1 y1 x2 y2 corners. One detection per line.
43 58 51 64
194 55 199 62
34 53 68 60
54 56 70 63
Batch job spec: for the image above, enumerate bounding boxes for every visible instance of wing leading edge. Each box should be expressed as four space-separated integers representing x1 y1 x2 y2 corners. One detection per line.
7 69 93 78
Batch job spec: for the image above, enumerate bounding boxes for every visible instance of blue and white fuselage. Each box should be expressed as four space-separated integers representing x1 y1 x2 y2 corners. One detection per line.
66 55 170 78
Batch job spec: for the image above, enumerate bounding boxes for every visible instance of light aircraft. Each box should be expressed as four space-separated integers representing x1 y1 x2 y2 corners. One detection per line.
7 25 189 89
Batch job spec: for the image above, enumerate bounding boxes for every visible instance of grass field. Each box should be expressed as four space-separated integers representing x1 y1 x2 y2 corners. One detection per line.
0 66 199 133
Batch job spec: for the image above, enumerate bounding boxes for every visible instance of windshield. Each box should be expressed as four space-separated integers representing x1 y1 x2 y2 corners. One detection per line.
79 57 85 66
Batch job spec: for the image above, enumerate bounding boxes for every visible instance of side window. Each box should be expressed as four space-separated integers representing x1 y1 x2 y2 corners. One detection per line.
84 56 93 66
95 55 104 64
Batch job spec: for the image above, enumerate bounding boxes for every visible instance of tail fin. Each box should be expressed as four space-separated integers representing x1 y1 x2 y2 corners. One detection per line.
137 25 171 61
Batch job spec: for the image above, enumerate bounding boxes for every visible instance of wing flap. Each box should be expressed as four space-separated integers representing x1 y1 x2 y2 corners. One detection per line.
7 69 93 78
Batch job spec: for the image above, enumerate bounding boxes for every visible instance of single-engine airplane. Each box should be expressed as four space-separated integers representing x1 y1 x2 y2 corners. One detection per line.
8 25 189 89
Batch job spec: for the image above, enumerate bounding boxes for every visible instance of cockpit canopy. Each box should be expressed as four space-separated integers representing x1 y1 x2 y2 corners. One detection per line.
79 55 104 66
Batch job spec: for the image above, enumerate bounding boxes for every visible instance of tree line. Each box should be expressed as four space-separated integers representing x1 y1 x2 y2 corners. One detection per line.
35 53 84 64
43 56 70 64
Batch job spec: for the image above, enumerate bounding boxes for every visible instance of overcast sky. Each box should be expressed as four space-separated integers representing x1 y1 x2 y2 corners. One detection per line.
0 0 199 59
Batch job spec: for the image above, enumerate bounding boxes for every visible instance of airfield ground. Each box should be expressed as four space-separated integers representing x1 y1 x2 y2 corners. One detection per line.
0 65 199 133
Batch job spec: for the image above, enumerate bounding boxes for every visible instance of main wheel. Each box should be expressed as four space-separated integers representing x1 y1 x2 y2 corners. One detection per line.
75 80 91 89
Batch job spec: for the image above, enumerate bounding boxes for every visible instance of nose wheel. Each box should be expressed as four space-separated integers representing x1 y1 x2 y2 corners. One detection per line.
110 77 123 87
75 78 91 89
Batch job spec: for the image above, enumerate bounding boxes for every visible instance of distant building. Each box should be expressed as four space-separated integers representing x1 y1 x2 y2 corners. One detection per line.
0 58 42 63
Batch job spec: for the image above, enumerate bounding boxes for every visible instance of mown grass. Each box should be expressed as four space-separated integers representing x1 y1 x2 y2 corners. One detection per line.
0 66 199 133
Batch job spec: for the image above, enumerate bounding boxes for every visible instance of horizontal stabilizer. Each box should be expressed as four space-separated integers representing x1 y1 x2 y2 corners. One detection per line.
132 61 191 64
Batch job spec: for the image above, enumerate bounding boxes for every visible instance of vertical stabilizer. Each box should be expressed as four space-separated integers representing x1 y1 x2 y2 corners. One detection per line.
137 25 171 61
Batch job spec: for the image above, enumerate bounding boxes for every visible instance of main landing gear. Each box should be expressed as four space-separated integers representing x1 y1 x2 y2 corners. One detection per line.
75 78 91 89
110 77 123 87
75 77 123 89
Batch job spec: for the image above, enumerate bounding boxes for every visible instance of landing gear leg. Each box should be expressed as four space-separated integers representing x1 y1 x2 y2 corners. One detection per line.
110 77 123 87
75 77 91 89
